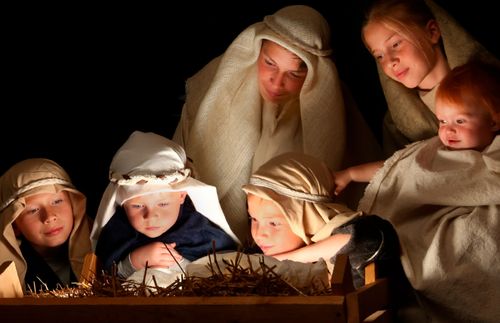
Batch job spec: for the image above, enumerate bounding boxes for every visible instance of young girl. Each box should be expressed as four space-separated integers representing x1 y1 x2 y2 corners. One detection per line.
0 158 92 291
336 60 500 322
173 5 381 243
362 0 499 155
91 131 239 278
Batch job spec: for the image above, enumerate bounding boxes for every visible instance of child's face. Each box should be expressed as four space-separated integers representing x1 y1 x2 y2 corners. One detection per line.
257 40 307 105
247 193 304 256
363 21 435 89
436 101 497 151
123 191 186 238
14 191 74 252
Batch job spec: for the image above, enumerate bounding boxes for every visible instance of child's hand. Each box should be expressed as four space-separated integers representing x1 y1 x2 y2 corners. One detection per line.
333 168 352 196
129 242 184 269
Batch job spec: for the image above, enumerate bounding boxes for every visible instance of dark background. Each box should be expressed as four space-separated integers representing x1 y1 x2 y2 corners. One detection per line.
3 1 498 217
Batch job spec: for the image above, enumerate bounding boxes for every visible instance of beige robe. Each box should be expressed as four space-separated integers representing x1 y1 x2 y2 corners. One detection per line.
174 5 381 242
359 135 500 322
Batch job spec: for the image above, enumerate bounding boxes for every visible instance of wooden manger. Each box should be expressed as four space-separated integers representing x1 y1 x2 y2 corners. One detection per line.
0 254 391 323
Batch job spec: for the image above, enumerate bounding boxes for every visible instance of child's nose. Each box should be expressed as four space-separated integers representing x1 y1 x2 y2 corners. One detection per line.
41 208 57 223
255 225 269 238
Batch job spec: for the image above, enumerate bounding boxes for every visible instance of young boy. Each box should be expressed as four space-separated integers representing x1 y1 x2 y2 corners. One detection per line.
91 131 239 278
242 152 408 291
0 158 92 291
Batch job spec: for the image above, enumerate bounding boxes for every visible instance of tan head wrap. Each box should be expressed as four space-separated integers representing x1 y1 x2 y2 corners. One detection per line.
377 0 499 154
0 158 91 287
90 131 239 250
174 5 380 242
242 152 360 244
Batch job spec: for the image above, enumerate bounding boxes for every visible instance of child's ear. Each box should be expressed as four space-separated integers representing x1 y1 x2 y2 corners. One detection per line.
178 192 187 204
491 120 500 132
426 19 441 44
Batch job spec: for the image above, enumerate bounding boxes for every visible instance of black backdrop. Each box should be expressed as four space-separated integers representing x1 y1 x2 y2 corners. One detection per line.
3 1 498 217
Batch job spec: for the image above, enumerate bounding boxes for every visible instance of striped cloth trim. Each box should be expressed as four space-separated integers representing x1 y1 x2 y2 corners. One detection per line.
249 177 335 203
0 178 73 213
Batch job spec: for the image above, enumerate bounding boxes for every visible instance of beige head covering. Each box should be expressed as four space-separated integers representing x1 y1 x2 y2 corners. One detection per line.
242 152 360 245
0 158 92 287
174 5 380 242
90 131 239 250
377 0 499 154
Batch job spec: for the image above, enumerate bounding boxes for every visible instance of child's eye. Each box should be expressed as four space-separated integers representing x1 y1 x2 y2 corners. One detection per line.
392 40 402 48
373 53 383 61
456 119 466 124
269 221 281 227
23 207 39 216
438 119 447 125
264 58 276 67
158 202 170 207
53 198 64 205
130 204 143 209
289 71 306 79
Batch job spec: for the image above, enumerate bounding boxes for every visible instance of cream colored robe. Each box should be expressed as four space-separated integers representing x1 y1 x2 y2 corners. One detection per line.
359 135 500 322
0 159 92 290
379 0 499 155
174 5 381 242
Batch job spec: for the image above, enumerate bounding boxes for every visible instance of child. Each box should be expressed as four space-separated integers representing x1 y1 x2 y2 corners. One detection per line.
91 131 239 278
336 60 500 322
242 152 408 292
173 5 381 243
362 0 499 155
0 158 92 291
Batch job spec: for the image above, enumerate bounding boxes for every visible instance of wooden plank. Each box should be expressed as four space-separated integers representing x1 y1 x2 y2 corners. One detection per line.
346 278 390 323
331 254 354 296
0 261 24 298
364 262 377 285
79 252 98 283
364 310 391 323
0 296 347 323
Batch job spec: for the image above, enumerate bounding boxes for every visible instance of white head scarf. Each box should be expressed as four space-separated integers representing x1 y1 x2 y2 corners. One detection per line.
90 131 239 250
0 158 92 287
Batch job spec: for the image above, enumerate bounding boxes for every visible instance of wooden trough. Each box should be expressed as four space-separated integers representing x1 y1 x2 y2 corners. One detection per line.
0 254 391 323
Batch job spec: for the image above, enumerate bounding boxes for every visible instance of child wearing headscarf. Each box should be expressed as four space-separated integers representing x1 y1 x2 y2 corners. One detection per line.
91 131 239 278
0 158 92 291
242 152 407 291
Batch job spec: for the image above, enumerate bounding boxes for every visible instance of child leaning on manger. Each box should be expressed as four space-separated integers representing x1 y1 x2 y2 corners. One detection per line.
180 152 410 297
0 158 92 292
90 131 239 282
240 152 409 291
